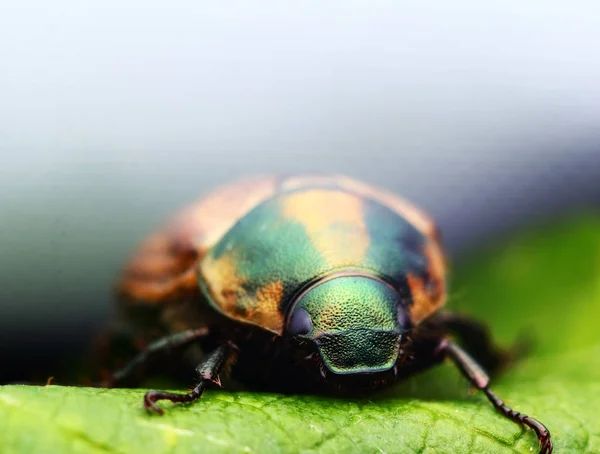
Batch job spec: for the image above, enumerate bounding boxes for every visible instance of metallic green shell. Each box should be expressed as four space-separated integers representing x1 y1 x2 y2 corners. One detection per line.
198 177 444 334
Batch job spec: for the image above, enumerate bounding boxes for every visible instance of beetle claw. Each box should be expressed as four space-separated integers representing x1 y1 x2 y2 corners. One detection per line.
538 432 553 453
143 393 165 416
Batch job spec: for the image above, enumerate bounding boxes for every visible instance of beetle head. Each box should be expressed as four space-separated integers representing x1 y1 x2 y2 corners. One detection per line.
286 274 410 375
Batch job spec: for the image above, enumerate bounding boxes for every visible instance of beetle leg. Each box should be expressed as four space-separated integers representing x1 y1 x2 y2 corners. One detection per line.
441 339 552 454
434 311 530 376
144 341 239 415
102 328 209 387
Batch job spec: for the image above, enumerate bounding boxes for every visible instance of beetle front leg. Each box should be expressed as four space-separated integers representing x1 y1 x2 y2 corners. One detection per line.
440 339 552 454
101 328 210 387
144 341 239 415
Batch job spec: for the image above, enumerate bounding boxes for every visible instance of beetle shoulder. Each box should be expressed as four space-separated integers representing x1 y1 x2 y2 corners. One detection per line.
116 176 279 305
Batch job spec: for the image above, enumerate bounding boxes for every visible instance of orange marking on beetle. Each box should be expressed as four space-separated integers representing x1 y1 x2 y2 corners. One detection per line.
423 242 447 306
200 253 248 315
117 226 200 304
280 174 437 239
282 189 370 267
244 281 285 332
124 240 198 280
407 273 440 324
118 266 198 304
201 254 286 333
334 176 436 238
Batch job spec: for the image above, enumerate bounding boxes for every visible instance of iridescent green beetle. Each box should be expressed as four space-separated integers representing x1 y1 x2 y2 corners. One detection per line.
105 175 552 453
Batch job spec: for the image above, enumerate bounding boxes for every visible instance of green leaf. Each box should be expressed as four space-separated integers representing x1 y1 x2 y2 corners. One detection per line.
2 214 600 454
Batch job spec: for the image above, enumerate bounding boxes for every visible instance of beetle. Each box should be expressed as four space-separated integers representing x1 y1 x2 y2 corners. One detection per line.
103 174 552 453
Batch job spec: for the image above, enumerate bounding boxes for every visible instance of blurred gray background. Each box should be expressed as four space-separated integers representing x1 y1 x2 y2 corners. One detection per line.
1 1 599 383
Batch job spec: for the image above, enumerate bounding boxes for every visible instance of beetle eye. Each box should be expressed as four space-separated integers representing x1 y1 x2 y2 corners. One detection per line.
287 308 313 336
397 306 412 331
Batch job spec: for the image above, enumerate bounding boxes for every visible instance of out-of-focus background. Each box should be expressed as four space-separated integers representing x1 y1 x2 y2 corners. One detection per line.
1 1 599 385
